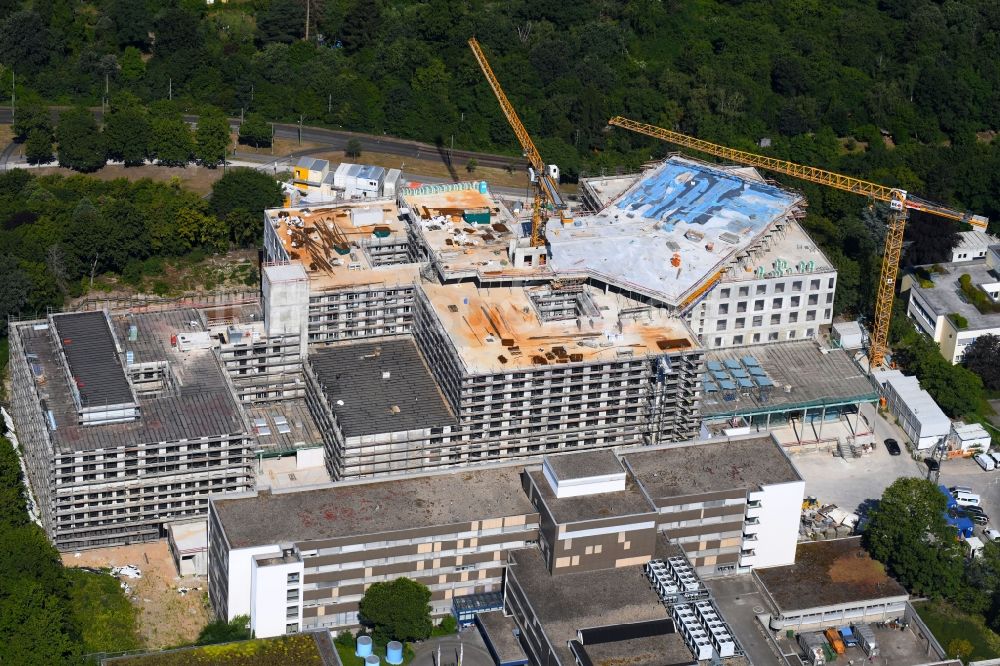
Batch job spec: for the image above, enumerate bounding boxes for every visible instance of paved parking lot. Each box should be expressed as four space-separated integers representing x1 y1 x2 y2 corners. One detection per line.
789 443 924 516
938 455 1000 535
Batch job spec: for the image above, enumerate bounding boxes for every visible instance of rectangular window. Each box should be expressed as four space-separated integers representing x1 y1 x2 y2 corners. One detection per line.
752 333 761 343
789 312 799 323
788 330 796 339
807 328 815 337
756 284 767 295
828 278 835 289
735 317 745 329
826 293 833 304
733 335 744 344
753 299 765 311
772 298 783 309
808 294 819 305
768 332 779 341
775 282 785 293
720 288 730 299
810 279 821 290
738 286 750 297
824 308 831 319
737 301 748 313
287 606 299 619
287 573 300 584
793 281 803 292
790 296 800 308
770 314 781 325
718 303 729 315
287 589 299 602
752 315 763 327
716 320 727 331
806 310 816 322
286 623 299 634
714 337 723 347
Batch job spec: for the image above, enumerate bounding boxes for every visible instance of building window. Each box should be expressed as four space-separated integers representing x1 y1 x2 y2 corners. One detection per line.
828 278 835 289
720 288 730 299
752 315 763 327
790 296 800 308
810 279 821 290
287 606 299 619
735 318 745 329
772 298 783 309
753 299 764 311
737 301 748 313
768 332 779 341
770 314 781 325
716 320 728 331
733 335 743 345
286 623 299 633
788 330 796 339
808 294 818 305
756 285 767 295
826 293 833 304
752 333 761 343
714 337 723 347
789 312 799 323
806 311 816 322
738 286 750 297
775 282 785 293
793 281 803 292
718 303 729 315
824 309 831 320
287 589 299 602
287 573 299 584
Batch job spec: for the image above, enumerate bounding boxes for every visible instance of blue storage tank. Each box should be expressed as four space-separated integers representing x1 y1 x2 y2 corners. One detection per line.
479 181 488 194
386 641 404 665
356 636 373 657
365 656 380 666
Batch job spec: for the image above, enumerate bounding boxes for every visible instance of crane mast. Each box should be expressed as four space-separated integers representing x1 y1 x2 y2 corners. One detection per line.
469 38 569 247
608 116 988 368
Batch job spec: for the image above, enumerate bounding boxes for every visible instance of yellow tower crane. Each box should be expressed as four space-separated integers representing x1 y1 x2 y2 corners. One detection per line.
608 116 989 369
468 38 571 247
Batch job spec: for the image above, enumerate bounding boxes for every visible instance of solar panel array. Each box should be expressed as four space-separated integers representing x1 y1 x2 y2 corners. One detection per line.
702 355 775 399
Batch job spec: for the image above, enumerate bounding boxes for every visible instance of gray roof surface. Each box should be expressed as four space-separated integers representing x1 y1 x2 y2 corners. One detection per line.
50 312 135 409
911 259 1000 329
213 464 536 548
623 436 801 499
507 548 671 666
544 449 624 482
700 341 878 417
528 469 655 524
755 537 908 612
18 309 247 453
476 612 528 666
575 634 695 666
310 339 456 437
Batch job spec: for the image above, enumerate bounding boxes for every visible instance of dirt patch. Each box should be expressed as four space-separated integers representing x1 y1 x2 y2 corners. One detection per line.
33 163 226 196
233 135 324 157
62 540 210 649
827 552 886 585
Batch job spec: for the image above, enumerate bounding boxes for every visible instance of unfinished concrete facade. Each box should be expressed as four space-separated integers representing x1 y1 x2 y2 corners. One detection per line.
8 309 254 551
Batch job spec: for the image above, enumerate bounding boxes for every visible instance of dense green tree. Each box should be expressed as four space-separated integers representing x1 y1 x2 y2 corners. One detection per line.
238 113 272 148
225 208 263 248
12 103 52 142
55 108 106 173
108 0 151 50
358 577 432 643
210 168 283 219
195 107 232 167
104 106 151 166
151 116 194 166
120 46 146 82
259 0 305 44
24 129 53 165
346 138 362 158
864 477 965 599
962 334 1000 391
0 10 50 73
196 614 251 645
151 7 200 57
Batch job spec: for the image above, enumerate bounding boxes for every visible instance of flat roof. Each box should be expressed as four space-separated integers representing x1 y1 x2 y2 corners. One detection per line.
527 469 654 524
247 399 324 455
580 172 643 209
544 449 624 482
419 281 699 375
721 220 834 285
18 309 247 453
507 548 677 666
546 156 802 306
266 202 421 290
213 463 535 548
911 259 1000 329
476 612 529 666
574 634 696 666
700 341 878 418
310 338 456 438
50 311 135 409
755 537 908 613
955 230 998 252
623 436 801 499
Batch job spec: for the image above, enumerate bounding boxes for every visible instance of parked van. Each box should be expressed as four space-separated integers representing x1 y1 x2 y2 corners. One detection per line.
974 453 996 471
954 491 982 507
950 486 974 494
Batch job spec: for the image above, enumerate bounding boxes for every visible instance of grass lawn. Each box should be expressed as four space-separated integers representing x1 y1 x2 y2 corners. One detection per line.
914 600 1000 661
113 634 325 665
65 568 141 655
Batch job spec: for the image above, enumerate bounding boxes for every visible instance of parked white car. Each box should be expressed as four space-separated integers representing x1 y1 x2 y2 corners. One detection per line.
975 452 996 471
983 528 1000 543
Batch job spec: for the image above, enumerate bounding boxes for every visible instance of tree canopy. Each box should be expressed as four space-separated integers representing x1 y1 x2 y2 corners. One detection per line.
358 577 433 644
55 107 105 173
962 334 1000 391
210 168 284 219
864 477 965 599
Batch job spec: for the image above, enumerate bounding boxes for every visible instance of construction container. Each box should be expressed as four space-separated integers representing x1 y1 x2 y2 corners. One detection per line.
798 632 827 665
824 627 846 655
854 624 878 657
463 207 491 225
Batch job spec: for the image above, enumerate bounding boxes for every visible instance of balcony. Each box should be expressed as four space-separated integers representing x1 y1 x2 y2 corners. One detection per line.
743 517 761 534
745 501 763 520
739 548 756 567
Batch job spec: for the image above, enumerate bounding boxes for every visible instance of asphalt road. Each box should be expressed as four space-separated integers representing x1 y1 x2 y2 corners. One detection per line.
0 106 529 171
